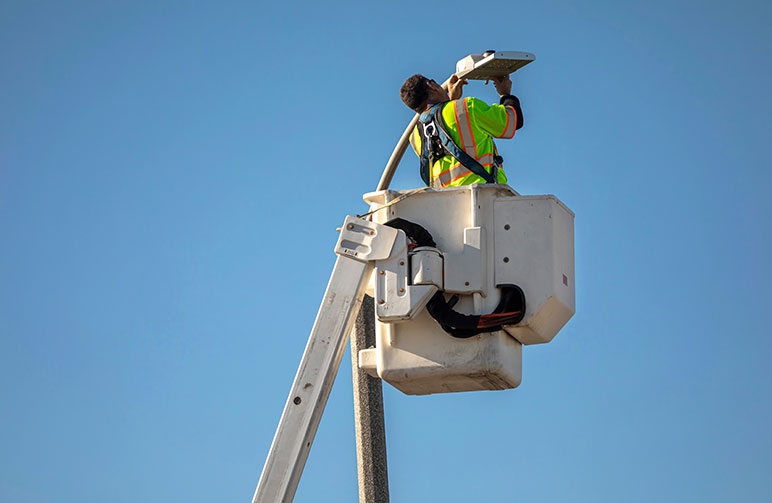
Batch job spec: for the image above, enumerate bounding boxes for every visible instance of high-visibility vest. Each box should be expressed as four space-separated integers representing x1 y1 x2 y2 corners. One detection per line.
409 97 518 188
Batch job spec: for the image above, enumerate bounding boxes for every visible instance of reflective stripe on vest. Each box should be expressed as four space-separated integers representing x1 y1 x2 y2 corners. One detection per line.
434 153 498 188
501 106 517 138
453 99 477 158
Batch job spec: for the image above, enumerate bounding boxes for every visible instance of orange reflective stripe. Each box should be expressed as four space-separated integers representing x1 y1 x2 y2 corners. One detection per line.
476 153 496 167
454 99 477 157
464 100 478 156
500 106 517 138
436 164 470 186
434 153 498 187
436 170 451 187
444 170 473 187
452 101 464 152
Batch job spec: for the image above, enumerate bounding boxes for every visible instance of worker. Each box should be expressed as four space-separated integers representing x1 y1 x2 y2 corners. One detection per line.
399 73 523 188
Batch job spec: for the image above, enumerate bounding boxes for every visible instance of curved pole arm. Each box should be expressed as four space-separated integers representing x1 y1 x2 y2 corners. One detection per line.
375 78 452 191
375 114 419 191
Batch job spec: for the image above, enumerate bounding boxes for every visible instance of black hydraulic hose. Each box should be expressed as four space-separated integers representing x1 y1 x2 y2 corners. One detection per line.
384 217 525 338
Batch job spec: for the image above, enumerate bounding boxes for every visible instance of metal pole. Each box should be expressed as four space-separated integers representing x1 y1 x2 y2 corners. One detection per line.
350 295 390 503
356 79 454 501
376 114 419 191
347 77 454 501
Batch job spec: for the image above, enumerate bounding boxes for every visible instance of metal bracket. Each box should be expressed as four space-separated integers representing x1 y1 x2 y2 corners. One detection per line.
374 234 438 322
335 216 400 262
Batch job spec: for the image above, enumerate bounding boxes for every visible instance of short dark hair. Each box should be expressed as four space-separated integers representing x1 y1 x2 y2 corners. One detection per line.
400 74 430 113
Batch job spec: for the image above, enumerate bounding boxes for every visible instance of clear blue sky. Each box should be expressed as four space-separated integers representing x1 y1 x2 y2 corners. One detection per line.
2 1 771 501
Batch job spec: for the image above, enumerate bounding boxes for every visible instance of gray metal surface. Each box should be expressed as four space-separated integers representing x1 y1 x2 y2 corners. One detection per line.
350 295 389 503
376 114 419 191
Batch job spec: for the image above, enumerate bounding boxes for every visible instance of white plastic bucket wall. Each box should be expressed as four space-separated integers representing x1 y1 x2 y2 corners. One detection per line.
361 185 574 395
495 196 576 344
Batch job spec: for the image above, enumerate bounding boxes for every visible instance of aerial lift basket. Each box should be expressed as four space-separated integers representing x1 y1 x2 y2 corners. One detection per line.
359 184 575 395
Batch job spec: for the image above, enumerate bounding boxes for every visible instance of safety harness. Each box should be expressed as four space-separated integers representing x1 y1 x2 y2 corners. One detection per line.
385 218 525 339
418 103 502 188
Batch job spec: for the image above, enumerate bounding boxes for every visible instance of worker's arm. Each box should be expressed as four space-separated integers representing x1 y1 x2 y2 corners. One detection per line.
447 74 468 100
493 75 524 133
499 95 523 130
468 96 523 140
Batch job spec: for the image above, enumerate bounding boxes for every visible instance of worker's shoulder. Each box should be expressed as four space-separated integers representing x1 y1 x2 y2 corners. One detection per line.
446 96 487 107
440 97 488 116
465 96 488 106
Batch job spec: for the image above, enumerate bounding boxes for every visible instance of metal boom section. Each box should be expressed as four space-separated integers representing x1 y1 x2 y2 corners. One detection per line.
253 217 399 503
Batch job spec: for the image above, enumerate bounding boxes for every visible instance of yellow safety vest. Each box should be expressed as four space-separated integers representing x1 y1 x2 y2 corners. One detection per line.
409 97 518 188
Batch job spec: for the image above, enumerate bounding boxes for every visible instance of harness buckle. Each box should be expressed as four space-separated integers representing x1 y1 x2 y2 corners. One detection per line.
422 121 445 162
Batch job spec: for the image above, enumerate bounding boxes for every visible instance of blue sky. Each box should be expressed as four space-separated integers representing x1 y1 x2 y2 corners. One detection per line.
1 1 771 501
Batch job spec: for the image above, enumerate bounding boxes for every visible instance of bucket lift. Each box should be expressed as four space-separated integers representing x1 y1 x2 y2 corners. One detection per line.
253 51 573 503
359 185 574 395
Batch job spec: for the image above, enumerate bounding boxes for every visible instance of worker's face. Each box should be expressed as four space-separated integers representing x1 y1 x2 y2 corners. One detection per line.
425 77 449 103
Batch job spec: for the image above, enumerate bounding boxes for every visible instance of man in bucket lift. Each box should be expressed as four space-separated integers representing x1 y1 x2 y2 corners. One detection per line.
400 74 523 188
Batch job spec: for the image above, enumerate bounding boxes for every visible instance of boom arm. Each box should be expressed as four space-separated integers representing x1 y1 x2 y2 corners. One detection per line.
252 217 399 503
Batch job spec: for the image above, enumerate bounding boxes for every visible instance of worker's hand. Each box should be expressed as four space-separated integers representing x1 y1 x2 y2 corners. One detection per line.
492 75 512 96
447 74 468 100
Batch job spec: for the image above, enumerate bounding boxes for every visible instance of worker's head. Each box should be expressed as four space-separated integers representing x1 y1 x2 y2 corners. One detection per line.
400 74 448 113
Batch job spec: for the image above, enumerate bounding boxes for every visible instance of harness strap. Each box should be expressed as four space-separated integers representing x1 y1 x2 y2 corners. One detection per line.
418 105 441 187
